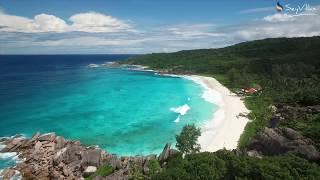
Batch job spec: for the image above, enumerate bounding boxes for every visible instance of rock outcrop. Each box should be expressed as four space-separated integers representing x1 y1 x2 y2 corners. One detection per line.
246 127 320 162
0 133 177 180
158 143 178 163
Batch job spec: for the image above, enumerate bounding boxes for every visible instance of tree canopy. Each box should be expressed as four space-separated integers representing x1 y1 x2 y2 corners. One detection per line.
176 124 201 154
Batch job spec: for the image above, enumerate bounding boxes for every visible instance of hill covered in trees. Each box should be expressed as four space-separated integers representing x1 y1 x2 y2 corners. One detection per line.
123 36 320 179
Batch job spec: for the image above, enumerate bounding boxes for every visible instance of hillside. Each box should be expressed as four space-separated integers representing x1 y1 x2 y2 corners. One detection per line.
125 36 320 146
125 37 320 76
123 37 320 179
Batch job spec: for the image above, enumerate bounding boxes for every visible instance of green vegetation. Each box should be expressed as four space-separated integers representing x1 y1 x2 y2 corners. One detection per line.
125 36 320 178
85 165 113 180
153 150 320 180
175 124 201 154
125 36 320 148
147 159 161 177
130 162 145 180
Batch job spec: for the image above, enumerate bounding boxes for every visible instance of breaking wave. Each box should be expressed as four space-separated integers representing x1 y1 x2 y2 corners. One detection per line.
170 104 190 116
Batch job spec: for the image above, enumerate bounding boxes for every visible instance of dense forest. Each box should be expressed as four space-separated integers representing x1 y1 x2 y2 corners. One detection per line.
123 37 320 179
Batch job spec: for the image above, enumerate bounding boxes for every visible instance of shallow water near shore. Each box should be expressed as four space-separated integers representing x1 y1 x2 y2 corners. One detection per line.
0 55 216 159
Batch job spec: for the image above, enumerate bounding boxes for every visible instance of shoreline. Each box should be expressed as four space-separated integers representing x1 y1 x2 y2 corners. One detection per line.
1 65 250 156
184 75 250 152
124 64 250 151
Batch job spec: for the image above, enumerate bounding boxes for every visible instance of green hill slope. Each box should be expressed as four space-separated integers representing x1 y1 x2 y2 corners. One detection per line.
123 37 320 179
126 37 320 75
125 36 320 147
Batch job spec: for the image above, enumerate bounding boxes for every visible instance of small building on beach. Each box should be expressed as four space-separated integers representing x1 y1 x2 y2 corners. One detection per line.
239 87 259 95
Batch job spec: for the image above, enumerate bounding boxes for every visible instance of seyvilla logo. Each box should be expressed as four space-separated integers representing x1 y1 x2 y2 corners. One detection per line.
276 2 284 12
275 1 318 16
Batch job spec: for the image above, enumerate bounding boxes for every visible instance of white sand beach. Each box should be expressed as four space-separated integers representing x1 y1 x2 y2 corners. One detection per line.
184 75 250 152
128 65 250 152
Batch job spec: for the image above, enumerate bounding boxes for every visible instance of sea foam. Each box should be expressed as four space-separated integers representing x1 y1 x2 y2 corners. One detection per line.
170 104 190 116
0 144 5 151
0 152 17 160
174 115 181 123
0 140 25 174
182 76 223 106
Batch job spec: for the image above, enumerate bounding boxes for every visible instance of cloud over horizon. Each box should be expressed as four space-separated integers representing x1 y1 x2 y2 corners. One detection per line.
0 8 320 54
0 11 132 33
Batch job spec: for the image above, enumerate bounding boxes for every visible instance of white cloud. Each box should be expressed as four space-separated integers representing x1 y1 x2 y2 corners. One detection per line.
39 36 145 46
69 12 131 32
1 7 320 54
0 11 132 33
0 12 33 32
231 6 320 41
263 13 295 22
240 7 274 14
166 24 225 39
34 14 68 32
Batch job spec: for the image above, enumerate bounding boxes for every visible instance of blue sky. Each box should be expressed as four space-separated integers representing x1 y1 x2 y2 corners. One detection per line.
0 0 320 54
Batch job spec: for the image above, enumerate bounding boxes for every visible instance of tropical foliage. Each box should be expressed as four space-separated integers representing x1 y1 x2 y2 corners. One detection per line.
125 37 320 179
124 36 320 147
153 150 320 180
175 124 201 154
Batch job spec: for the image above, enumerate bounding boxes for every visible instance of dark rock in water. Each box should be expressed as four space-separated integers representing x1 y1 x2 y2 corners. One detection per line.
247 127 320 162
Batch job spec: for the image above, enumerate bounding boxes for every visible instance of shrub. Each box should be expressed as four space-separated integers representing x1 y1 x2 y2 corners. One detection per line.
85 165 113 180
148 159 161 177
176 124 201 154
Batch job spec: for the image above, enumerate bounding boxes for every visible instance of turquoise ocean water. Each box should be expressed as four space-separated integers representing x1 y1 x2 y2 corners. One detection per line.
0 55 216 169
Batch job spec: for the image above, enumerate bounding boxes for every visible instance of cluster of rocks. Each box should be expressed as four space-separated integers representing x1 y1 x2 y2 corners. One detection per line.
268 104 320 127
239 127 320 162
277 105 320 115
238 104 320 161
0 133 178 180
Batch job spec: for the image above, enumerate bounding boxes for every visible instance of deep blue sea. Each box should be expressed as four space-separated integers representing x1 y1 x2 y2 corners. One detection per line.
0 55 215 169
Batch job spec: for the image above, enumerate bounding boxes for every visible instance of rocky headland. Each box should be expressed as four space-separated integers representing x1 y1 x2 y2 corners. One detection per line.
0 133 177 180
2 126 319 180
